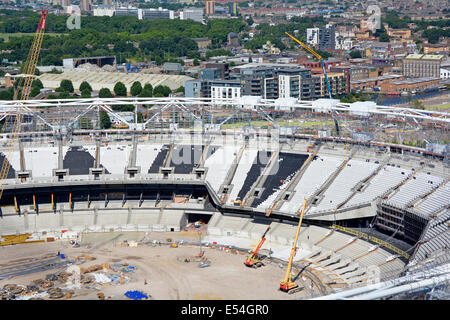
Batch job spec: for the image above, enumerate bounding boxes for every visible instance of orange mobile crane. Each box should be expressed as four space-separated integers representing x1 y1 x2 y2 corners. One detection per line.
0 10 48 200
280 198 307 293
244 225 271 268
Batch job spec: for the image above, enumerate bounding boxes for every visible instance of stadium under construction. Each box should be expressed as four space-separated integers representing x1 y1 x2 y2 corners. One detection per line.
0 95 448 300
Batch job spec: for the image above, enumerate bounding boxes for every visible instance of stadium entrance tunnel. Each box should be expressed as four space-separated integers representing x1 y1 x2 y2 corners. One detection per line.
185 212 213 224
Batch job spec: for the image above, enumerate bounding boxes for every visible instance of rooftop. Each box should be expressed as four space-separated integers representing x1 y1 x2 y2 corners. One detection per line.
38 71 193 91
405 54 444 60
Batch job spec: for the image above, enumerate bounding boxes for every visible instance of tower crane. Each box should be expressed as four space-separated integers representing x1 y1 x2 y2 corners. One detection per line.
0 10 48 200
285 32 341 137
244 225 271 268
279 198 307 293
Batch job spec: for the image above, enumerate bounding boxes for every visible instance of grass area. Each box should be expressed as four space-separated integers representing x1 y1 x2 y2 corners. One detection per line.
0 33 65 42
425 103 450 111
221 120 334 129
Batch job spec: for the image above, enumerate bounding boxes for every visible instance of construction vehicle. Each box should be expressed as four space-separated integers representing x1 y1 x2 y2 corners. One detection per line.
244 226 271 268
0 10 48 200
171 243 178 248
285 32 341 137
280 199 307 293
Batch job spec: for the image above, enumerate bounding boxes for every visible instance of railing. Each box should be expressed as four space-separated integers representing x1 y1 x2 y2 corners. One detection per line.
330 224 410 260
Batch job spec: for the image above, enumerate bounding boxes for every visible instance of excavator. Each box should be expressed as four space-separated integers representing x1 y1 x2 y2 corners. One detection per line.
280 198 307 293
244 225 271 268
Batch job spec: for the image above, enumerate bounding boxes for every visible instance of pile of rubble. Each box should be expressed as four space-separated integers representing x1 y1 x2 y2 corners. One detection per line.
0 254 137 300
0 271 76 300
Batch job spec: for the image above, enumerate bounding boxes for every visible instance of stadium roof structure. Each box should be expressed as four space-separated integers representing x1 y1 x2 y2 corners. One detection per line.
37 71 193 91
0 97 448 134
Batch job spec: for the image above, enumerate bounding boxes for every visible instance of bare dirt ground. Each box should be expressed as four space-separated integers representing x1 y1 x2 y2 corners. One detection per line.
0 231 316 300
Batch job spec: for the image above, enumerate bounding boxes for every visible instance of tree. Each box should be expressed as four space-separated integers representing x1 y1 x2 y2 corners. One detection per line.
349 50 362 59
379 30 390 42
81 89 91 98
58 79 74 93
79 81 92 93
175 86 184 93
139 83 153 97
193 58 199 66
32 79 43 89
130 81 143 96
30 86 41 97
114 82 127 96
100 110 111 129
99 88 113 98
137 111 144 123
153 85 171 97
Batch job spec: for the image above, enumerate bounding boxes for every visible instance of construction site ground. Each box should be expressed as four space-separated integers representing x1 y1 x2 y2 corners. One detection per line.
0 230 318 300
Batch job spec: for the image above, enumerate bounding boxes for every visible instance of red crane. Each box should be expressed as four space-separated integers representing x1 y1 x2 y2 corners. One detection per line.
244 226 271 268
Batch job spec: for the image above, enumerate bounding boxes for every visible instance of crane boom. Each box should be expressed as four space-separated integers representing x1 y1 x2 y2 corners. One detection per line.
245 225 271 268
285 32 340 136
280 198 307 292
0 10 47 200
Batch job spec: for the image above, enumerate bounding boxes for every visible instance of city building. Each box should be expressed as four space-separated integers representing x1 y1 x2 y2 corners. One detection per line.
211 80 241 102
312 72 346 97
205 0 215 16
142 8 174 20
403 54 444 78
192 38 212 50
351 74 404 92
180 7 204 23
387 28 412 40
162 62 183 74
185 80 210 98
380 77 441 93
441 66 450 79
227 2 238 16
63 56 116 70
80 0 91 12
306 28 319 46
423 43 449 55
228 33 240 48
205 63 230 80
93 5 115 17
200 68 222 81
319 24 336 51
301 58 343 73
115 7 139 18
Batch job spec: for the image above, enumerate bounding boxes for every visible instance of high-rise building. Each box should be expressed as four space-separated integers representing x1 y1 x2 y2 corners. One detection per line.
81 0 92 12
80 0 91 12
306 28 319 46
205 0 215 16
227 2 238 16
318 24 336 51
